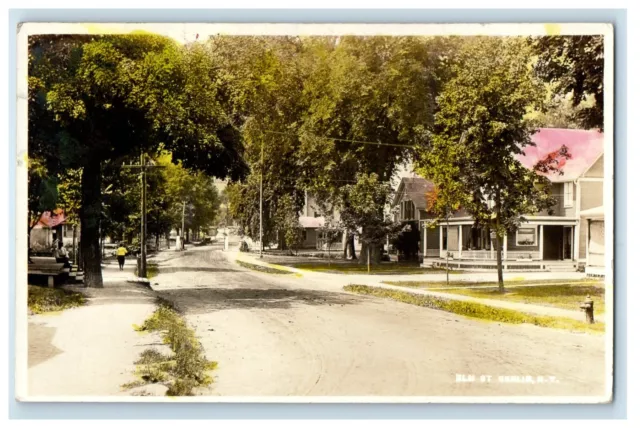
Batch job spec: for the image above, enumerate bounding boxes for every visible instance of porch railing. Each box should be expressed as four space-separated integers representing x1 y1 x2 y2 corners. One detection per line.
444 250 541 261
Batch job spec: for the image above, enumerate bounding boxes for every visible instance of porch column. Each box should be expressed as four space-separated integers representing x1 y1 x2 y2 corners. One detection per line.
503 234 508 261
458 225 462 259
571 226 575 261
439 225 443 255
539 225 545 261
586 220 591 267
423 222 428 260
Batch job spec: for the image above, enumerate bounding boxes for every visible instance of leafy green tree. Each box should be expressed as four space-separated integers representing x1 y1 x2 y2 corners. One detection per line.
530 35 604 131
339 173 403 269
418 37 569 292
29 34 246 286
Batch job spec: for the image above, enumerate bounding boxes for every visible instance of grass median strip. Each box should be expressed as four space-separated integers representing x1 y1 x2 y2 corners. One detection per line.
28 285 86 314
383 278 603 288
237 260 293 275
437 284 605 315
125 298 218 396
290 263 459 275
343 285 604 334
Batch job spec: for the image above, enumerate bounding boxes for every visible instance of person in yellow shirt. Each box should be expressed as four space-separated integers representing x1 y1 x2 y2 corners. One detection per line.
116 244 128 271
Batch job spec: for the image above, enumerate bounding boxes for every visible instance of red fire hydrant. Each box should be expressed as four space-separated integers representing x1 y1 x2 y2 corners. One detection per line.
580 295 595 324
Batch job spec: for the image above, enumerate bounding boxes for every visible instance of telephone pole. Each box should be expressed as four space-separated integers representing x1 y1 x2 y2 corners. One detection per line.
259 140 264 258
182 201 186 249
140 153 147 277
121 153 164 278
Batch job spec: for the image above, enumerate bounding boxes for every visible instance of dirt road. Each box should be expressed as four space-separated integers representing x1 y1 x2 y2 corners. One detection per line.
151 246 607 398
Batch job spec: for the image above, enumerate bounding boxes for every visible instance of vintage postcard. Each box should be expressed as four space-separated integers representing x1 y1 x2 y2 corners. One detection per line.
15 22 614 403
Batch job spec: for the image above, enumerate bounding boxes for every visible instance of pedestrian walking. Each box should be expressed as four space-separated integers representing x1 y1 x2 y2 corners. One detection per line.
116 243 128 271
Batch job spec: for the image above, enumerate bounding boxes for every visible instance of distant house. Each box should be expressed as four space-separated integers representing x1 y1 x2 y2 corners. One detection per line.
297 191 345 250
29 209 79 252
390 176 440 260
394 128 605 272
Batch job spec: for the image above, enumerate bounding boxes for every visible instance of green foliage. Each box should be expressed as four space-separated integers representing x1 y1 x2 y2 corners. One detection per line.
339 173 402 247
29 34 246 286
28 285 86 314
344 285 604 334
530 35 604 131
391 221 421 261
415 37 571 288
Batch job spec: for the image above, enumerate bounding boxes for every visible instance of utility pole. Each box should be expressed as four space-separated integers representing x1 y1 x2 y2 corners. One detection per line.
140 153 147 277
259 140 264 258
121 153 165 279
182 201 186 250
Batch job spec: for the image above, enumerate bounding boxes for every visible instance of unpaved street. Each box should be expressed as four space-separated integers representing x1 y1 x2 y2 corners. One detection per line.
151 246 607 398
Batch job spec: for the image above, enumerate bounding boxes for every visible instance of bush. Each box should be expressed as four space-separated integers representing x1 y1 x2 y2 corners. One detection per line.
391 221 420 261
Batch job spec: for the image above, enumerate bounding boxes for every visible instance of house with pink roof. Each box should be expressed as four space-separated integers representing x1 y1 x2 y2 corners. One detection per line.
418 128 604 273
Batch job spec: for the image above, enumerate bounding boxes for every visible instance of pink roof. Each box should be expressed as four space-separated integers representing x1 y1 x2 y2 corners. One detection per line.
516 128 604 182
32 210 67 228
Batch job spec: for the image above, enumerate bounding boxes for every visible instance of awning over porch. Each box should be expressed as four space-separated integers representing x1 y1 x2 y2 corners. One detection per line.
580 205 604 220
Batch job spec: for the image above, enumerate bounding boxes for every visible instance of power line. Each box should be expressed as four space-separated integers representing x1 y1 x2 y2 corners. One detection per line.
263 130 419 149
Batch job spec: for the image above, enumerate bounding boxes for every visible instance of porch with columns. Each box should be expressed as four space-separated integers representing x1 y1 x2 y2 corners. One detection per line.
423 218 578 270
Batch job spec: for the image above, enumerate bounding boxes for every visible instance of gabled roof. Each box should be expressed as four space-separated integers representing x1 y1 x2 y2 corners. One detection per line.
580 205 605 219
392 177 435 210
516 128 604 182
31 209 67 228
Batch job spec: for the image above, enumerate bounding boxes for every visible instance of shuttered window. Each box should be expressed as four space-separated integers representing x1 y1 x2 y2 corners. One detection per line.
564 182 574 208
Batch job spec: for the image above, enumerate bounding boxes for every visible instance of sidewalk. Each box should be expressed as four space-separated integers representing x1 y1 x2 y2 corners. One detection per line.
27 263 159 398
228 250 602 323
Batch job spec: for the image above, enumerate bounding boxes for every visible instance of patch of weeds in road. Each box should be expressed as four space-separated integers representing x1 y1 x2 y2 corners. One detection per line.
28 285 86 314
125 299 218 396
344 285 604 334
237 260 293 275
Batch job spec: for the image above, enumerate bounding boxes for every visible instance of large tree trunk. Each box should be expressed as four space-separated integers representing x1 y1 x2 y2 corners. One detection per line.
342 230 348 259
347 234 356 260
80 159 103 287
494 204 505 293
496 233 505 292
358 242 381 265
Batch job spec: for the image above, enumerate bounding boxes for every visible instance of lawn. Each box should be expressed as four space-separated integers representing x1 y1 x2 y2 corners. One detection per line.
344 285 604 334
384 278 603 289
28 285 86 314
438 283 606 315
289 262 461 275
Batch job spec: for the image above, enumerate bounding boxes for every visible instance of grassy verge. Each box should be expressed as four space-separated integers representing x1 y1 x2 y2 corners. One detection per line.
28 285 86 314
124 298 218 396
237 260 293 275
344 285 604 334
384 278 603 288
289 262 460 275
438 284 605 315
147 263 159 279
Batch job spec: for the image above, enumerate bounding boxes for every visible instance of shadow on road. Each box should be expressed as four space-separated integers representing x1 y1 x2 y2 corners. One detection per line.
156 287 363 313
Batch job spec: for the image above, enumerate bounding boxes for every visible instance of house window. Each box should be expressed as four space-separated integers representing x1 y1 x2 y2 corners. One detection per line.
563 182 574 208
403 200 414 220
516 227 537 246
